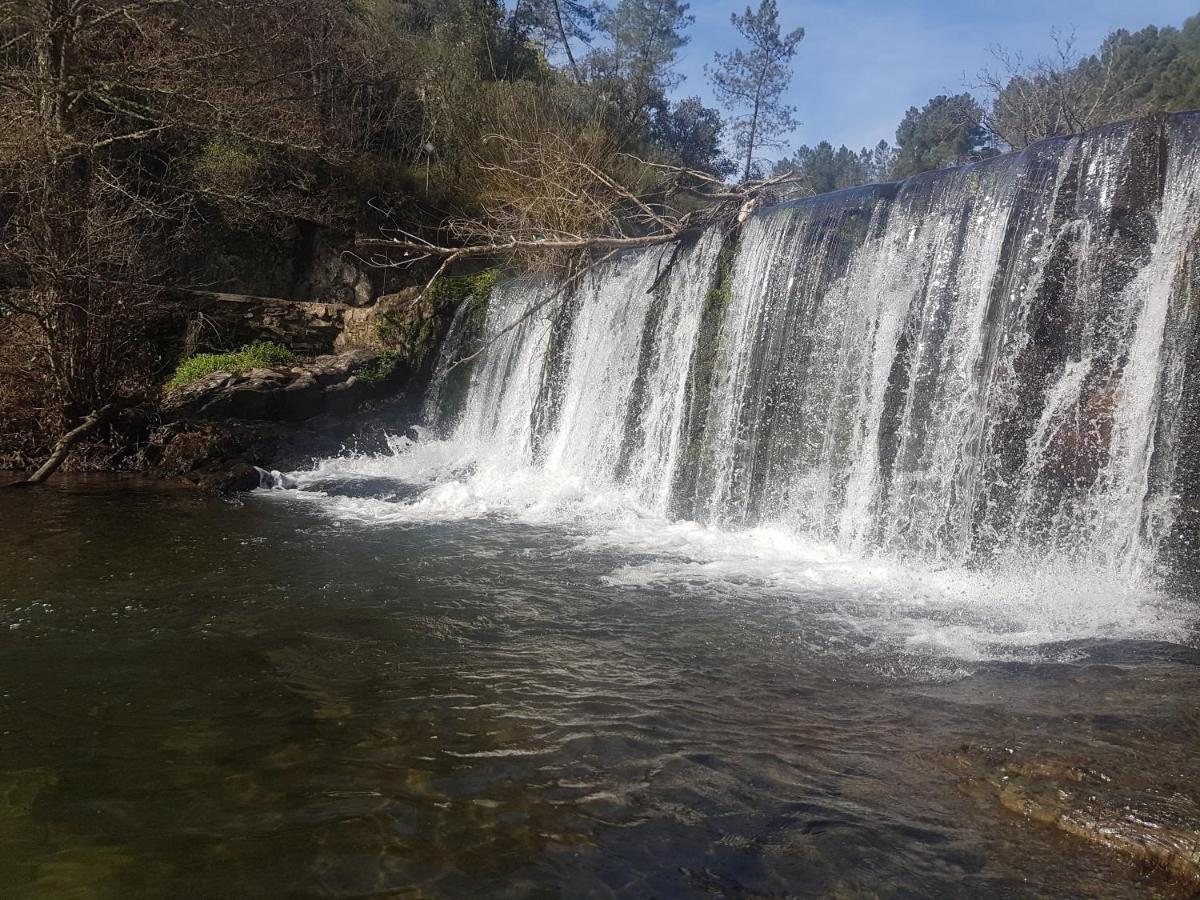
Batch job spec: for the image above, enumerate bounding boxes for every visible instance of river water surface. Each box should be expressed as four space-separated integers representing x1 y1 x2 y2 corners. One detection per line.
2 476 1199 898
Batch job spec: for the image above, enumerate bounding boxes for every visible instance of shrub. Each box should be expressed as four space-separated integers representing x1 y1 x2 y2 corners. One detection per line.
164 342 296 392
429 269 501 310
355 351 402 384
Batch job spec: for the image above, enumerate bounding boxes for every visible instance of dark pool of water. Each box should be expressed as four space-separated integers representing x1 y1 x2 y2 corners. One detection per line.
1 477 1198 898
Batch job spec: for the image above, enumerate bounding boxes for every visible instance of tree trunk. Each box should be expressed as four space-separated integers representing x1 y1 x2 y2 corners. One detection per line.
743 101 760 183
743 65 769 183
552 0 582 84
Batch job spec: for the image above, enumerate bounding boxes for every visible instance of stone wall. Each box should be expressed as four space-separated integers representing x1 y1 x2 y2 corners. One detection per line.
175 220 403 307
163 290 352 356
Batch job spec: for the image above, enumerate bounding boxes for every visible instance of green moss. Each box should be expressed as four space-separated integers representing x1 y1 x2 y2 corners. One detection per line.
164 342 296 393
376 269 499 368
355 351 402 384
705 273 732 313
435 269 499 307
704 241 737 322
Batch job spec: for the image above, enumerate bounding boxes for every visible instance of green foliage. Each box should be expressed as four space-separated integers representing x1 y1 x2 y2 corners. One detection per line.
376 270 500 369
590 0 694 125
431 270 500 310
648 97 735 178
774 140 895 193
892 94 995 179
706 264 732 315
982 14 1200 151
1096 16 1200 115
706 0 804 181
705 240 737 320
355 352 403 384
164 342 296 392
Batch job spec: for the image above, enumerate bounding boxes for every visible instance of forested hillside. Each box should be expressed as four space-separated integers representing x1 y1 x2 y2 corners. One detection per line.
2 0 1199 470
0 0 739 466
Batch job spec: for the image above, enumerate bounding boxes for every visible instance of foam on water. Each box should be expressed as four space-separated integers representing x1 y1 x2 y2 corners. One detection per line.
273 439 1195 664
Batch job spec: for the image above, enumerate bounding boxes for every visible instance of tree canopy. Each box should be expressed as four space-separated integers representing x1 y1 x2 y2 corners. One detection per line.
979 16 1200 151
589 0 695 131
891 94 996 179
774 141 894 193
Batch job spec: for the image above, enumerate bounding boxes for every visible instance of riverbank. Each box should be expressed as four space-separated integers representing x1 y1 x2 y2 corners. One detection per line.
1 283 449 490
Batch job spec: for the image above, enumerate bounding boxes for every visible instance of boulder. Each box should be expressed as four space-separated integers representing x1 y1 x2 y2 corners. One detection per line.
162 289 353 356
334 288 420 351
162 349 395 423
194 462 263 495
150 348 418 491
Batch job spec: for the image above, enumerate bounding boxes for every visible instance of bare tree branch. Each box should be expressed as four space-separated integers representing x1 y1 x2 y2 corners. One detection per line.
7 404 119 487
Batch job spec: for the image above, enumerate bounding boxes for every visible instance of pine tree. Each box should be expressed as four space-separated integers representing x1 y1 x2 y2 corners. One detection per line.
891 94 995 178
515 0 596 83
772 140 894 194
707 0 804 182
649 97 735 177
591 0 694 129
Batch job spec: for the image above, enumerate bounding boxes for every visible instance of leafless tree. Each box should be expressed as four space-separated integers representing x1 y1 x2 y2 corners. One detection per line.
356 131 797 275
976 29 1144 150
355 119 798 360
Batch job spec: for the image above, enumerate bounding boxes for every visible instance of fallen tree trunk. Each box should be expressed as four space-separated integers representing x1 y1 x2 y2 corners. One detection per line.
353 168 801 265
351 161 802 375
354 227 695 258
7 404 119 488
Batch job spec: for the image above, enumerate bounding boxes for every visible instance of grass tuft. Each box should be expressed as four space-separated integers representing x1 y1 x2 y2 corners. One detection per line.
164 342 296 393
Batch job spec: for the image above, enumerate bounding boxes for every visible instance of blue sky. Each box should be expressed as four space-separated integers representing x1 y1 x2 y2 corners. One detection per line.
668 0 1198 155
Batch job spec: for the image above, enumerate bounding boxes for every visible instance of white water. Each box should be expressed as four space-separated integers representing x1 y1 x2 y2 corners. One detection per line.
273 116 1200 663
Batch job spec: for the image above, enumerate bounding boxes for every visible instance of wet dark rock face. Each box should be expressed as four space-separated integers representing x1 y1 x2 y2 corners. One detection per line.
144 416 405 494
161 290 354 356
1159 217 1200 582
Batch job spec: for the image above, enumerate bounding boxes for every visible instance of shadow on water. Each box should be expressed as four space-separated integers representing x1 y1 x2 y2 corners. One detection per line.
0 476 1198 898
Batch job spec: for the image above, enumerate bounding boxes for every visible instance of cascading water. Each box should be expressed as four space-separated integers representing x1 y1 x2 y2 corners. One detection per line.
684 115 1200 577
286 113 1200 661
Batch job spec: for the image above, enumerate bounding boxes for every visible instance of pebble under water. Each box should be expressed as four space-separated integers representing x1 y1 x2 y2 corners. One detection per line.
1 476 1198 898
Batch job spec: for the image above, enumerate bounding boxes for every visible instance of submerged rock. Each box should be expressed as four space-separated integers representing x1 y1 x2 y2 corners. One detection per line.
193 462 263 495
951 743 1200 891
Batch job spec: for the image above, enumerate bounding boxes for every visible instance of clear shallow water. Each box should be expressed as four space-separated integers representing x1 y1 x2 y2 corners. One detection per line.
2 476 1199 898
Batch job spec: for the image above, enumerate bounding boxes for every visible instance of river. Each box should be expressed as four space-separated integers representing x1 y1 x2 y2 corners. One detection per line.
1 476 1197 897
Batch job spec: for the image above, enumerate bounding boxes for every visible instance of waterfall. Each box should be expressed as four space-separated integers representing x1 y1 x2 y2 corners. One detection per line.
417 113 1200 582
